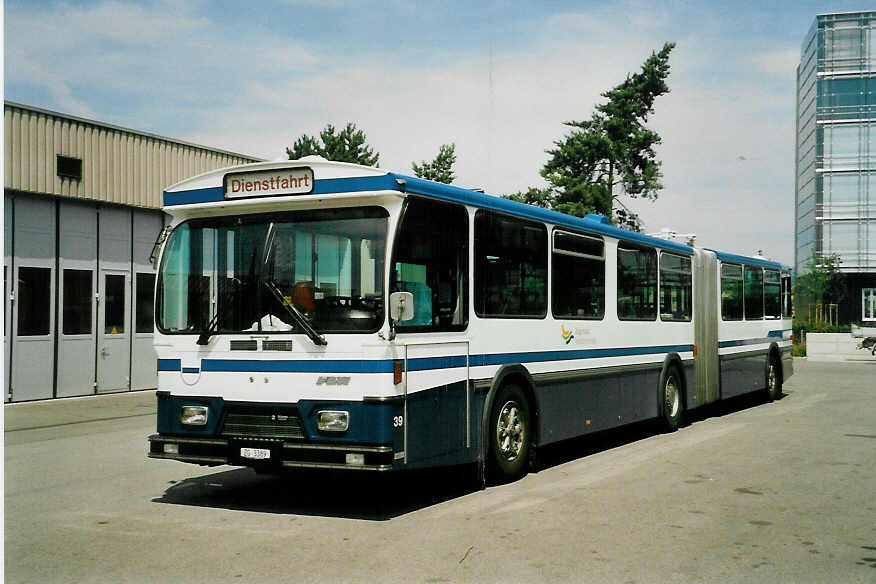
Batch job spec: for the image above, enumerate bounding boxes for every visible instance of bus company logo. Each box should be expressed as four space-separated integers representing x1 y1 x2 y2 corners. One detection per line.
316 376 351 386
561 325 575 344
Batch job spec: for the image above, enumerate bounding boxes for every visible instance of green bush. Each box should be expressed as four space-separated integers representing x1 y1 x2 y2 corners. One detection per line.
792 319 850 337
791 319 854 357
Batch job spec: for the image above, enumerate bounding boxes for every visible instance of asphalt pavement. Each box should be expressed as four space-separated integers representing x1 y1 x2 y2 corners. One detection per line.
4 359 876 583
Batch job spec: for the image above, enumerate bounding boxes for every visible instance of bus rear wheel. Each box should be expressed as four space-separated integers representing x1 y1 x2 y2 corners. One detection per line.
661 368 683 432
765 355 782 402
488 384 531 483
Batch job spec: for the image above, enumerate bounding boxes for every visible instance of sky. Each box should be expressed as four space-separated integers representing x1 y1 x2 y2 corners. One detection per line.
3 0 866 265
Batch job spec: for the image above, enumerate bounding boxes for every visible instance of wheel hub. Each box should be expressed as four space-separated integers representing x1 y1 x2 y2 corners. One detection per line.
665 379 679 418
496 400 524 462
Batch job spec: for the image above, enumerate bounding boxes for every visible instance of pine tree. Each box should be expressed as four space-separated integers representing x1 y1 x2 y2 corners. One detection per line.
287 123 380 167
507 43 675 231
412 143 457 184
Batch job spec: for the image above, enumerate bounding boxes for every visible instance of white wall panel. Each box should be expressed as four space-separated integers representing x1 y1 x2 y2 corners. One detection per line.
131 209 164 390
10 196 55 401
57 201 98 398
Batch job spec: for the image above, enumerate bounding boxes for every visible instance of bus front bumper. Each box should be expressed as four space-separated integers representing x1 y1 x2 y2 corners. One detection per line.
148 434 395 471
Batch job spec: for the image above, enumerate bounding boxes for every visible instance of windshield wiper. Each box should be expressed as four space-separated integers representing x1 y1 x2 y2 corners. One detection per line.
262 279 327 346
196 313 220 346
259 222 327 346
195 270 238 344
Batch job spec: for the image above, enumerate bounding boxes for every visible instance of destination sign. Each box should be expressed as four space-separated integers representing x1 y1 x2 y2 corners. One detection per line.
224 168 314 199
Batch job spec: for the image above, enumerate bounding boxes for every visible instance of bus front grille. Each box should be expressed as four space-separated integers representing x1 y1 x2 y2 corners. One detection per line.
220 409 305 440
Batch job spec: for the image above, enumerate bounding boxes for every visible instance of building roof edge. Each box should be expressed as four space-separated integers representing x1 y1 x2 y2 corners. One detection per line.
816 10 876 18
4 100 264 163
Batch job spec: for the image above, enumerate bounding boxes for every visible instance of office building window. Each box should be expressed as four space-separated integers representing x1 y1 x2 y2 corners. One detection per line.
864 288 876 321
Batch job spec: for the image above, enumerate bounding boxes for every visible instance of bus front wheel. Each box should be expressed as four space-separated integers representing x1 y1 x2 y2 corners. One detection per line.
488 384 531 483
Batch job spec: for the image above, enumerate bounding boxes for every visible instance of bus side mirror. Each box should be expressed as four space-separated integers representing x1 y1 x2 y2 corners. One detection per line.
389 291 415 322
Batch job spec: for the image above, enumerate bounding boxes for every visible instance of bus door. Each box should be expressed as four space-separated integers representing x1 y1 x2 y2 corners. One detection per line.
692 249 719 406
401 340 470 467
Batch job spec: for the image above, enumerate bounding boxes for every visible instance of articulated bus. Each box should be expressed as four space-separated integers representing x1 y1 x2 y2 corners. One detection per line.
148 158 793 482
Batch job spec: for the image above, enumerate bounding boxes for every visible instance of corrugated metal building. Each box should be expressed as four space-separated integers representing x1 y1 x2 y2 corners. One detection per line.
4 101 261 402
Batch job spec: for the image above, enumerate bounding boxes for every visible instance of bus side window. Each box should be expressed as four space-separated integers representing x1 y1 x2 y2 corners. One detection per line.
474 211 547 318
744 265 764 320
764 270 781 318
390 198 469 332
659 253 692 322
721 264 743 321
552 230 604 320
617 243 657 321
781 273 793 318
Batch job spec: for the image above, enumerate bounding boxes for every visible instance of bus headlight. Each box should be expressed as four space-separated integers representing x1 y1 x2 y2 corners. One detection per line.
317 411 349 432
181 406 208 426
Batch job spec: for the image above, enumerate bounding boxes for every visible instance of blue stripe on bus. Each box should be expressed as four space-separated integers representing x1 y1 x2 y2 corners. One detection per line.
312 175 399 195
707 250 790 271
182 367 201 374
158 344 694 375
718 333 785 348
200 359 394 373
158 359 182 371
469 344 694 366
163 187 224 206
158 336 792 375
163 175 400 207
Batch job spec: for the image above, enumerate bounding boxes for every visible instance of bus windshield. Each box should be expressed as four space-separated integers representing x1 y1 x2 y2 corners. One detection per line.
157 207 388 339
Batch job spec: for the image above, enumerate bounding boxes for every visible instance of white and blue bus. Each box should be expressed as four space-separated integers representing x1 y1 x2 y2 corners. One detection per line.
148 157 793 482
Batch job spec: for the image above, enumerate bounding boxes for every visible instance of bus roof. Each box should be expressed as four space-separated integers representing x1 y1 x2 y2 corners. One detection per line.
163 159 789 270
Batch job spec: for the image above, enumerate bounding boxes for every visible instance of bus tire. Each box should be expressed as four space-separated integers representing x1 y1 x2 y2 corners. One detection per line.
765 354 782 402
488 384 531 483
661 367 683 432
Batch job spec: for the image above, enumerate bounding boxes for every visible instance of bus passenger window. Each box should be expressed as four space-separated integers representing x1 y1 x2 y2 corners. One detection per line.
617 244 657 321
744 266 764 320
391 198 468 331
552 231 604 320
781 273 793 318
721 264 743 320
764 270 781 319
659 253 692 322
475 211 547 318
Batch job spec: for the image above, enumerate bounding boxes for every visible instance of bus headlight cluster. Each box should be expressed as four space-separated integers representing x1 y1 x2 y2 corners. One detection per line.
180 406 208 426
317 411 349 432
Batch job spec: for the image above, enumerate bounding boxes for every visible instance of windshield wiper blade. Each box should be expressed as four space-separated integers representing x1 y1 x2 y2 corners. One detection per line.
196 313 220 346
262 280 327 346
258 222 326 346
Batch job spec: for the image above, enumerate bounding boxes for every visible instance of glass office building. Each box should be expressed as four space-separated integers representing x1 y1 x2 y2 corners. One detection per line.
796 11 876 324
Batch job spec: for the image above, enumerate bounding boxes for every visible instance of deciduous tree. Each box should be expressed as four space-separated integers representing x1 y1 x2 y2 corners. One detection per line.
795 253 847 309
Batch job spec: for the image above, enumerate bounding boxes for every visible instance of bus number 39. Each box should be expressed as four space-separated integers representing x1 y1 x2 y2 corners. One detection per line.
393 416 404 428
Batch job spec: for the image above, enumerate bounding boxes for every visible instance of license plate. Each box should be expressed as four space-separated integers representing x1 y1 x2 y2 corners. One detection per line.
240 447 271 460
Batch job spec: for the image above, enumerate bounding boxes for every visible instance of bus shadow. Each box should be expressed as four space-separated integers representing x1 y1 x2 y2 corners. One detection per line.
153 392 782 518
152 463 482 521
534 391 783 471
